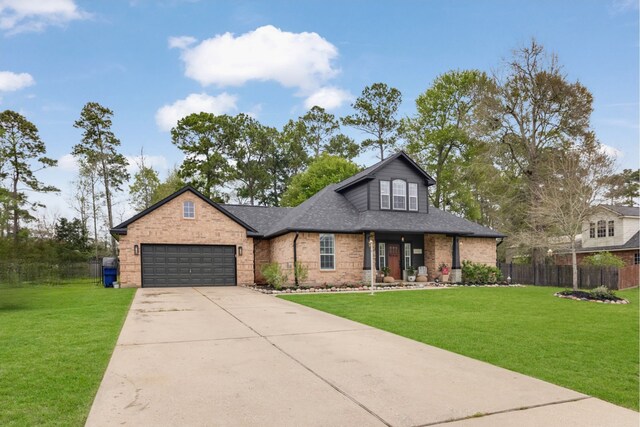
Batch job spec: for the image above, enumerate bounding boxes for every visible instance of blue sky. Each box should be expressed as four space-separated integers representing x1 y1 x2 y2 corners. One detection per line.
1 0 638 221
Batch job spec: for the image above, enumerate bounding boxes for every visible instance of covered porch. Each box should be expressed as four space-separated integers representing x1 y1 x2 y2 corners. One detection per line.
362 231 464 283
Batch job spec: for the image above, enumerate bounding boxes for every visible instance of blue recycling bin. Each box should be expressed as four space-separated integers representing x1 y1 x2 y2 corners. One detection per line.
102 257 118 288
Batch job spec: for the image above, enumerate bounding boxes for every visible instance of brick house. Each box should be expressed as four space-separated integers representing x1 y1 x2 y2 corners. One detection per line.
554 205 640 266
111 151 504 288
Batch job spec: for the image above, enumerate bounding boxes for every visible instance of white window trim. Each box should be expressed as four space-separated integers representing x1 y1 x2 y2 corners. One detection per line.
319 233 336 271
380 181 390 210
392 179 407 210
408 183 418 211
183 201 195 219
378 242 386 268
404 242 412 269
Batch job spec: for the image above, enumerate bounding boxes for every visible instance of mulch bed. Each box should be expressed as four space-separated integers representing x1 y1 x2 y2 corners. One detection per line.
245 282 525 295
554 290 629 304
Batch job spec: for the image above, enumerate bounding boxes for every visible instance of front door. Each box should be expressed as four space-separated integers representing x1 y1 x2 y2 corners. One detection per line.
387 244 401 280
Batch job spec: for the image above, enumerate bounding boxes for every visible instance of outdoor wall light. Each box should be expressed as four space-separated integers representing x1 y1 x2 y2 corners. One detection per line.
238 246 243 256
401 235 405 242
134 244 139 256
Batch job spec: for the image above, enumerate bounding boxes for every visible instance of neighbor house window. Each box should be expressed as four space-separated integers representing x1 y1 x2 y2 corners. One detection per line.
320 234 335 270
392 179 406 210
597 220 606 238
380 181 390 210
635 253 640 265
378 243 386 268
608 220 615 237
183 201 195 218
408 183 418 211
589 222 595 238
404 243 412 269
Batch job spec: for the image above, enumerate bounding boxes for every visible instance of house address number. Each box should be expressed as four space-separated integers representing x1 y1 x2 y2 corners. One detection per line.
413 248 422 254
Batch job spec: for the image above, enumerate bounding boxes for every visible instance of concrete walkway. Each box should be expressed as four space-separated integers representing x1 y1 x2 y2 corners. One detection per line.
86 287 638 426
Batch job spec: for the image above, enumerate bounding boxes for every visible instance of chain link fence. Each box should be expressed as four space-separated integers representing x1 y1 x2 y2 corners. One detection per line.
0 260 102 286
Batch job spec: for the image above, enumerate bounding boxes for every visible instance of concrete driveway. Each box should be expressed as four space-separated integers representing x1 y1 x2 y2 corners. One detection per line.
86 287 637 427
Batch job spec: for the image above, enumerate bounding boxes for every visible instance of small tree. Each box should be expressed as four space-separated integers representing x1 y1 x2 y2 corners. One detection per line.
531 137 615 290
280 155 361 207
342 82 402 160
582 251 625 268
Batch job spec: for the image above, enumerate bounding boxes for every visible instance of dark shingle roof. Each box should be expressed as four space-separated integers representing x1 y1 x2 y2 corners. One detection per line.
576 231 639 253
334 151 436 191
600 205 640 217
224 184 504 238
220 205 293 235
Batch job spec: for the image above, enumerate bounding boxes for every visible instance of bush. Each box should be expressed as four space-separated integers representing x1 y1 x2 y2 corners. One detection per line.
590 285 618 300
293 262 308 285
582 251 625 268
261 263 288 290
461 260 503 284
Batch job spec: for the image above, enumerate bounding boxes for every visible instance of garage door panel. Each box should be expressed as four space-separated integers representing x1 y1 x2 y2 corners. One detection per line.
141 244 236 287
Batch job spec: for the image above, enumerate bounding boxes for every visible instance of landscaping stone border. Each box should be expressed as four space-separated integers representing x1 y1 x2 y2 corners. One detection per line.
244 283 526 295
554 292 629 304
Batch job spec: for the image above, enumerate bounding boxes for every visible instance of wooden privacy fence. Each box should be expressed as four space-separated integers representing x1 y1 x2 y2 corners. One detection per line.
618 264 640 290
498 263 622 290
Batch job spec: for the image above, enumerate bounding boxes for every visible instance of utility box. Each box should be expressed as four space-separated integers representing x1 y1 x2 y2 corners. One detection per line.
102 257 118 288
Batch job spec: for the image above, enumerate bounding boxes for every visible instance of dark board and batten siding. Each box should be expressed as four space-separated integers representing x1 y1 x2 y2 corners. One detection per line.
141 244 236 287
368 159 430 213
343 184 369 212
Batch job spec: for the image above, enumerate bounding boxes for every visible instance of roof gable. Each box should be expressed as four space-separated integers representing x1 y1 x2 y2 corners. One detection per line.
111 186 258 236
335 151 436 192
598 204 640 217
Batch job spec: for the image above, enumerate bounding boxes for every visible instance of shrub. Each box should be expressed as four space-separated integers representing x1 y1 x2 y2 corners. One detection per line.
582 251 625 268
293 262 308 285
461 260 503 284
261 263 288 290
590 285 618 300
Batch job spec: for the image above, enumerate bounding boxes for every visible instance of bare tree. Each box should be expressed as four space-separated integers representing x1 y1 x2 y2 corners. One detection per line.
531 136 615 290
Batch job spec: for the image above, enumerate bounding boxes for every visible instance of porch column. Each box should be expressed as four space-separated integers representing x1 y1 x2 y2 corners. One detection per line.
363 231 372 283
450 235 462 282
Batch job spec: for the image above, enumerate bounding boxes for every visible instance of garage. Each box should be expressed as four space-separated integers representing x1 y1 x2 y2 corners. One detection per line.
141 244 236 287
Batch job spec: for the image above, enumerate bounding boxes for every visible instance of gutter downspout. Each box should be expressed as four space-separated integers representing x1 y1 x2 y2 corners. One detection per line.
293 232 299 286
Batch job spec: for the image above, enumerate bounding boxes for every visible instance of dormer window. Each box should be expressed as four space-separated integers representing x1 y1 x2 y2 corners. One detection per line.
183 201 195 219
408 183 418 211
589 222 595 238
392 180 406 210
380 181 390 210
597 220 606 237
608 220 614 237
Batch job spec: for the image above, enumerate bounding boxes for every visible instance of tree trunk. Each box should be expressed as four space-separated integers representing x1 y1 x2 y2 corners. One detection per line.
379 143 384 161
11 165 18 243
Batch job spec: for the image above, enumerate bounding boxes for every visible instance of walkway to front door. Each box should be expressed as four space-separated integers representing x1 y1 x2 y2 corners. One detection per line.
86 287 638 426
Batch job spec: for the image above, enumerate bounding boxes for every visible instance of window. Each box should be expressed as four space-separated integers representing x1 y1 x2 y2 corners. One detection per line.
404 243 412 269
380 181 390 210
183 201 195 218
597 220 606 238
608 220 615 237
635 253 640 265
408 183 418 211
320 234 335 270
378 243 386 268
392 179 406 210
589 222 595 238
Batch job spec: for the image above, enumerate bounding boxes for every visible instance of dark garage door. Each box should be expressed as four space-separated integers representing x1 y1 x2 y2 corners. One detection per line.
141 244 236 287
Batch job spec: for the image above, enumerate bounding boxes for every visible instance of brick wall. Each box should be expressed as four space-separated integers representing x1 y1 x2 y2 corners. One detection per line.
254 239 271 284
269 232 364 285
118 191 254 287
423 234 497 280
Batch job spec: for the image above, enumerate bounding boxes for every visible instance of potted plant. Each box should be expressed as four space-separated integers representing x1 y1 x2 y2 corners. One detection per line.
406 266 417 282
381 266 394 283
439 263 450 282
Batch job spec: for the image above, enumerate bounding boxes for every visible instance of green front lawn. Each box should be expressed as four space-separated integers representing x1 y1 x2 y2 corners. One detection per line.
281 286 639 410
0 280 135 426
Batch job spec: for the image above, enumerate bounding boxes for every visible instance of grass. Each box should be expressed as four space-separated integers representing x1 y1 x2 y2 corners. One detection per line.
0 279 135 426
281 286 639 410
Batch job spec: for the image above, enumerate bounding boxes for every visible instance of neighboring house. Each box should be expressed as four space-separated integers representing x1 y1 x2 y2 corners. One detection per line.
111 151 504 288
554 205 640 266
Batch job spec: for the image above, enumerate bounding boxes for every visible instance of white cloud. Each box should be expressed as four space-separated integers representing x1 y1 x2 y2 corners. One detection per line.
126 154 169 175
155 92 238 131
600 143 623 159
173 25 339 91
168 35 196 49
0 0 89 34
57 153 78 172
304 86 352 110
0 71 34 91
